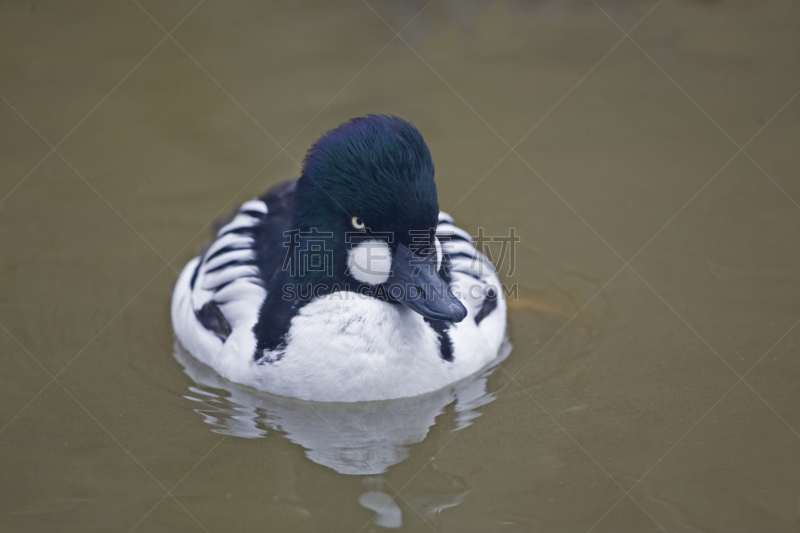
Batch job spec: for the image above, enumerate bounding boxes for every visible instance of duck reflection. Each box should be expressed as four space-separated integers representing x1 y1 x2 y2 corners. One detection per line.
358 469 469 529
173 341 510 476
174 341 509 528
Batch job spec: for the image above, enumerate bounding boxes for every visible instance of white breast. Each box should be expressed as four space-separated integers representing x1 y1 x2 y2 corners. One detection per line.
209 290 495 401
243 294 449 401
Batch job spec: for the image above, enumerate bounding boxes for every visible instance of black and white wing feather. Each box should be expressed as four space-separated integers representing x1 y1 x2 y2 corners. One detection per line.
425 212 506 368
172 199 268 367
436 212 501 326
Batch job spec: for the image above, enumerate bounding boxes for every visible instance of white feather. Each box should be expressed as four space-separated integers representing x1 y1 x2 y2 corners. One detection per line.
203 248 255 272
347 240 392 285
436 223 473 244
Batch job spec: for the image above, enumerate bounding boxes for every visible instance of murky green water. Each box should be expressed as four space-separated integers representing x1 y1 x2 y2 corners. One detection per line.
2 0 800 531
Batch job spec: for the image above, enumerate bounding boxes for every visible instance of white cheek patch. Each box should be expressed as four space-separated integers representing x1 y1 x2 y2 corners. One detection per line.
434 237 442 272
347 240 392 285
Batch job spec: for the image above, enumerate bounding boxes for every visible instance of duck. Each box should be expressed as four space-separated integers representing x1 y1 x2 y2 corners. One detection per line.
171 115 507 402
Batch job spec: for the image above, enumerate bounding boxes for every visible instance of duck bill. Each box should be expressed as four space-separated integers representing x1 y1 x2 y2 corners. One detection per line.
385 244 467 323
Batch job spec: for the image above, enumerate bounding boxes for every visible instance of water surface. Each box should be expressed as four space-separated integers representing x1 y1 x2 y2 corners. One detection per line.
2 0 800 531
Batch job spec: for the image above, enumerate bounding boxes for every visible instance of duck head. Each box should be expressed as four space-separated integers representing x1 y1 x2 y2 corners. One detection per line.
293 115 467 323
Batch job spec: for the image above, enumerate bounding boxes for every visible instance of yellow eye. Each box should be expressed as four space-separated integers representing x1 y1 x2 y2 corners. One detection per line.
351 216 365 229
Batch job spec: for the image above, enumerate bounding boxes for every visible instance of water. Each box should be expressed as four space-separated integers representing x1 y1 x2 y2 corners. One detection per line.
2 0 800 531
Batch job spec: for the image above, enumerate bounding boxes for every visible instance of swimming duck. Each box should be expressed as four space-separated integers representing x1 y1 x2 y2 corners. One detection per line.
171 115 507 402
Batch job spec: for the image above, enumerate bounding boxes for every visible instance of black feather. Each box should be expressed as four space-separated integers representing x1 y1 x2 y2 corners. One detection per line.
474 288 498 325
196 301 232 341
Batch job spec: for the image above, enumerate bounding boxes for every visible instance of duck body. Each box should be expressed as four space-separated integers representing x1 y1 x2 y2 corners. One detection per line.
171 116 507 402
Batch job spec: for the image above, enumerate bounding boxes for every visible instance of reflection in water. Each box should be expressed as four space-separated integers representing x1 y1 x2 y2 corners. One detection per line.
357 471 470 529
173 341 511 476
359 490 402 528
174 341 506 528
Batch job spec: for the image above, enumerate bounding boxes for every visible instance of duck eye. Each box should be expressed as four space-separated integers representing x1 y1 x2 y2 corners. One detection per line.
351 216 365 229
